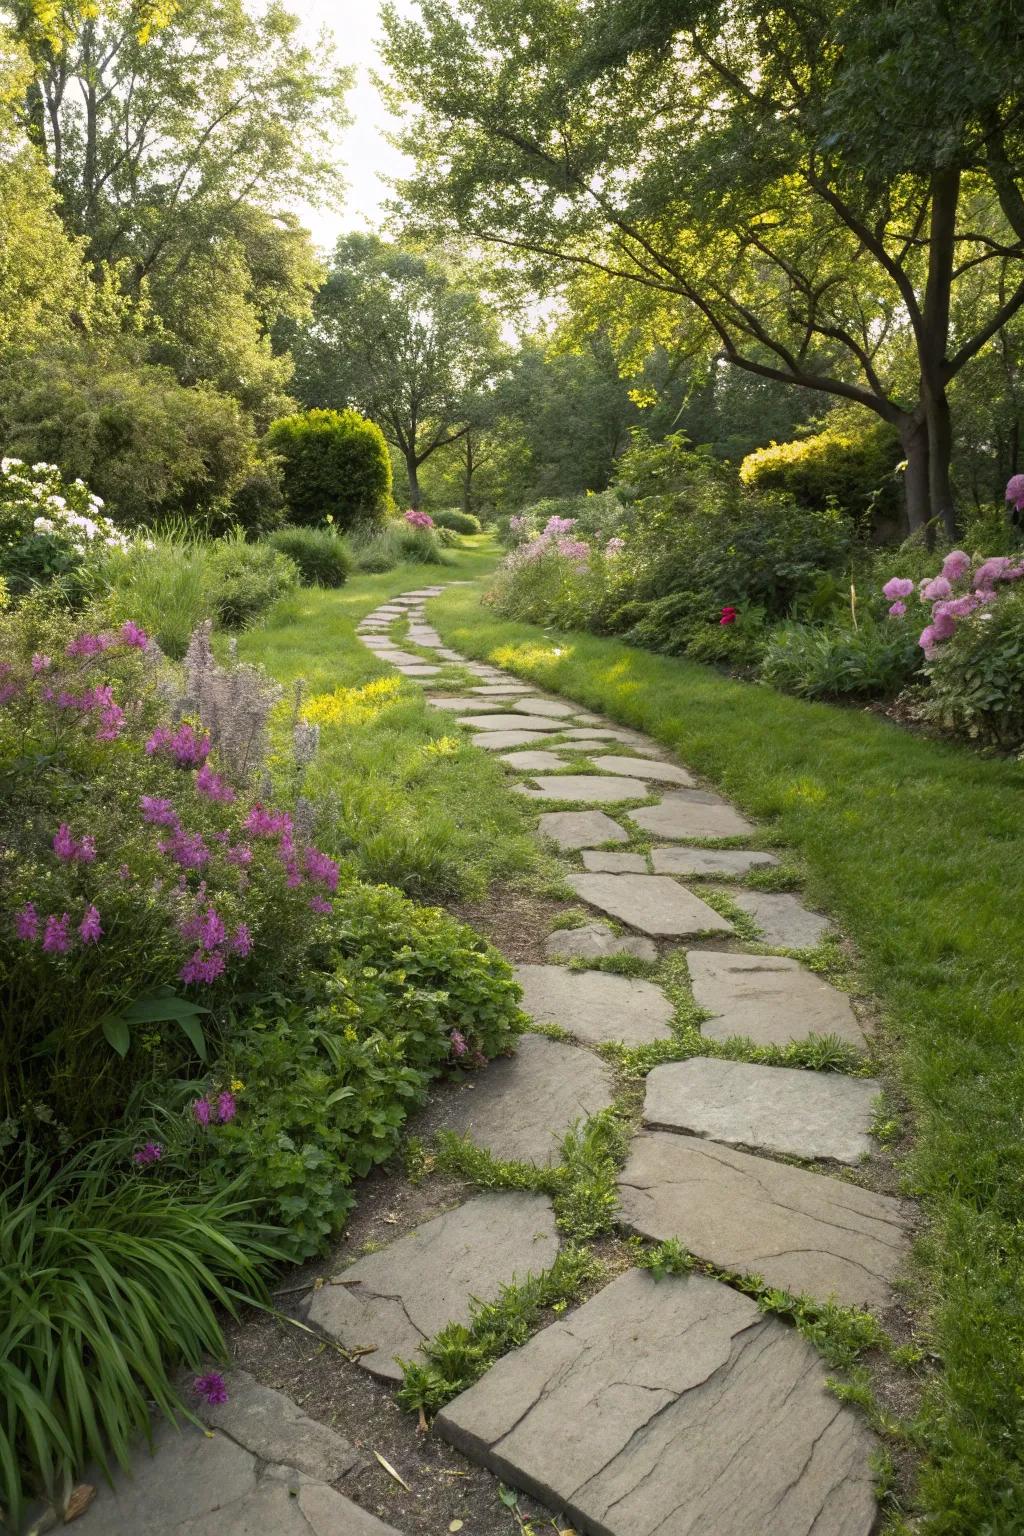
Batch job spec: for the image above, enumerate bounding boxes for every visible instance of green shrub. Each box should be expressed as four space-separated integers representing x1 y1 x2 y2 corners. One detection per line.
102 536 213 658
347 520 452 572
433 507 482 535
760 617 924 699
267 525 352 587
740 410 903 526
920 587 1024 747
0 458 131 597
0 1142 274 1529
205 536 298 628
265 408 392 529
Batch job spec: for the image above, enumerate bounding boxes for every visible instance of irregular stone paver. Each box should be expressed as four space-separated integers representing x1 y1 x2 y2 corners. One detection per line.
589 754 696 786
630 791 755 839
472 729 557 750
470 683 535 695
305 1193 559 1381
514 774 651 803
200 1370 360 1479
644 1058 880 1163
570 872 732 937
364 649 423 666
436 1268 877 1536
537 809 628 848
458 712 565 731
688 951 865 1048
545 922 657 962
514 964 673 1047
650 846 779 876
710 886 831 948
507 697 580 718
425 694 508 711
395 665 441 676
560 728 665 751
619 1131 908 1308
581 849 647 873
499 750 568 771
439 1034 614 1165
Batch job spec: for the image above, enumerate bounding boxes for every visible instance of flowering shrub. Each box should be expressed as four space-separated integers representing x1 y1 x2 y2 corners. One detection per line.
0 608 340 1135
0 458 134 595
404 508 435 529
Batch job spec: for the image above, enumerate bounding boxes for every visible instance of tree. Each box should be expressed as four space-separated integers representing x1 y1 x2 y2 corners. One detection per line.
293 234 507 507
265 408 392 528
380 0 1024 535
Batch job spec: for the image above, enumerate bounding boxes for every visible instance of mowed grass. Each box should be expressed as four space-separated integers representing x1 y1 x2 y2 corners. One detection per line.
431 569 1024 1534
238 538 552 902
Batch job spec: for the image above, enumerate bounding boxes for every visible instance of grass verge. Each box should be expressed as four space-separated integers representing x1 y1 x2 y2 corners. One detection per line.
431 565 1024 1534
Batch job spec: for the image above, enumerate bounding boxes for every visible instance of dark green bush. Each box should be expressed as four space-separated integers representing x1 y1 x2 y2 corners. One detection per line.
760 617 923 699
433 507 482 534
265 408 391 529
740 410 902 526
205 537 298 627
267 525 353 587
920 588 1024 747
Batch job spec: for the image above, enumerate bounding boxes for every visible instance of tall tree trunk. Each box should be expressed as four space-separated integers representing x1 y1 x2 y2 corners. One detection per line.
925 390 957 540
920 166 960 540
405 453 422 509
462 435 475 514
901 417 931 538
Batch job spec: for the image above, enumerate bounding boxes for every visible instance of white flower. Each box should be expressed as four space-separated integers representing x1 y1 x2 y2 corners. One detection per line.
48 495 66 510
1 457 23 473
33 517 55 533
32 462 49 472
90 495 105 508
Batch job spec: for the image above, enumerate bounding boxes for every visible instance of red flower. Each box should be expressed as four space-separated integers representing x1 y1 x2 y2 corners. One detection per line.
719 605 737 626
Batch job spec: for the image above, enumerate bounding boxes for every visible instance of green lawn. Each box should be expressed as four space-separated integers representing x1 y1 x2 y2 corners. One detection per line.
237 539 553 903
430 563 1024 1534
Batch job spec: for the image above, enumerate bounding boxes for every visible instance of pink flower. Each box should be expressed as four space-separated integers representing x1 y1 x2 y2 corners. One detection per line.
195 763 236 803
66 632 112 658
217 1091 236 1124
304 846 339 892
194 1372 228 1406
404 508 434 528
180 949 225 985
42 913 71 954
0 680 19 705
120 621 149 649
15 902 38 942
883 577 914 600
225 844 253 867
31 653 51 672
159 828 211 870
605 537 625 555
974 557 1012 590
450 1028 468 1058
719 606 737 626
52 823 77 862
146 723 210 768
230 924 252 956
132 1141 163 1166
308 895 332 914
930 604 958 640
921 576 952 601
947 594 980 619
887 601 907 618
140 795 180 828
1005 473 1024 511
192 1097 212 1126
78 905 103 944
941 550 971 582
243 805 292 840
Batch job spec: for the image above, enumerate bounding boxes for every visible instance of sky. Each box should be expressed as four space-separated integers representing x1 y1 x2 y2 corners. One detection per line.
293 0 416 254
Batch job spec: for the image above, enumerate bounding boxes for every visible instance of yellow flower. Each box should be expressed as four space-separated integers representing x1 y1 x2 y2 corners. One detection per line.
303 676 403 728
344 1027 358 1043
230 1079 245 1093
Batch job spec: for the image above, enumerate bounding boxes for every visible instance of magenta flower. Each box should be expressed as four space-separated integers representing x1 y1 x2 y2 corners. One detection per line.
887 601 907 618
947 594 980 618
42 913 71 954
1005 473 1024 511
217 1091 236 1124
78 905 103 944
132 1141 163 1166
919 625 938 655
159 828 211 870
450 1028 468 1058
230 924 252 956
194 1372 228 1406
195 763 236 803
941 550 971 582
120 621 149 649
96 701 125 742
304 847 339 892
883 577 914 600
225 843 253 867
921 575 952 601
308 895 332 915
192 1097 212 1126
31 653 51 672
243 805 292 840
975 556 1012 590
15 902 38 942
66 632 112 658
0 680 19 705
140 796 180 828
52 823 77 861
180 949 226 984
146 723 210 768
404 508 434 528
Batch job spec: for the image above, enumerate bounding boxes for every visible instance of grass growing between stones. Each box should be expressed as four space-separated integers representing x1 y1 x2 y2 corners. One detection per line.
431 577 1024 1530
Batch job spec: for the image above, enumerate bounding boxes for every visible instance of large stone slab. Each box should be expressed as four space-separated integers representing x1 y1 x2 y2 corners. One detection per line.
426 694 508 711
458 712 565 731
545 922 657 963
515 964 673 1048
305 1193 559 1381
712 887 831 948
199 1370 360 1480
619 1131 908 1308
570 873 732 937
472 729 556 750
651 846 779 876
560 727 664 750
581 849 648 873
589 754 695 786
395 664 441 676
470 683 535 694
500 750 569 772
643 1058 880 1163
514 775 651 803
437 1268 877 1536
508 697 580 718
630 791 755 839
537 809 628 848
688 951 865 1048
559 736 665 758
439 1034 614 1165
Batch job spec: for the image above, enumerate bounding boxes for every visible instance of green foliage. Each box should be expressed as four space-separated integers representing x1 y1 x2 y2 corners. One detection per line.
265 408 392 529
0 1142 274 1529
432 507 482 534
0 457 128 597
740 412 903 526
346 519 451 572
761 617 923 700
634 1238 695 1280
920 588 1024 747
267 525 353 587
204 537 299 629
102 537 214 659
756 1289 888 1372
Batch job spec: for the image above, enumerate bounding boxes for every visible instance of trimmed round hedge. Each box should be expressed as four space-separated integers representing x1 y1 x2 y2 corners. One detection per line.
433 507 482 535
265 408 391 529
268 525 353 587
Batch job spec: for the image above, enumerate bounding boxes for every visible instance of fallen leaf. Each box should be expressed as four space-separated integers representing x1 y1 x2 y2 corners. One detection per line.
449 1522 464 1532
63 1485 96 1523
373 1451 411 1491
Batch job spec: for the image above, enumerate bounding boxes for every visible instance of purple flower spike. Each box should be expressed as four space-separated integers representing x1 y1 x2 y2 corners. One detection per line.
15 902 39 942
42 913 71 954
450 1028 468 1058
133 1141 163 1166
192 1097 212 1127
78 905 103 944
217 1091 236 1124
194 1372 229 1406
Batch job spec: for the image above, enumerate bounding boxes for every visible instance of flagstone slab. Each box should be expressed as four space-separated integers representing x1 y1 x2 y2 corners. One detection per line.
709 886 831 948
630 791 755 839
688 951 865 1048
499 750 569 772
514 775 651 803
507 697 580 718
619 1131 908 1308
395 665 441 676
651 846 780 876
458 713 566 731
436 648 466 661
438 1034 614 1165
365 649 422 666
643 1058 880 1164
199 1370 360 1481
304 1193 559 1382
473 730 558 750
537 809 628 849
581 849 648 873
560 727 665 751
545 922 657 963
426 695 508 711
436 1267 877 1536
590 754 696 786
570 873 733 937
514 964 673 1047
470 683 536 694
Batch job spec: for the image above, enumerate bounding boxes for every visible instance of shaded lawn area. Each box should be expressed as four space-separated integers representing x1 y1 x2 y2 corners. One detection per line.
431 577 1024 1533
237 539 551 902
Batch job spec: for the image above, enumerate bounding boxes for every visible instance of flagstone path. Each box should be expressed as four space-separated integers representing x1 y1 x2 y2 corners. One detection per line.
74 582 909 1536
